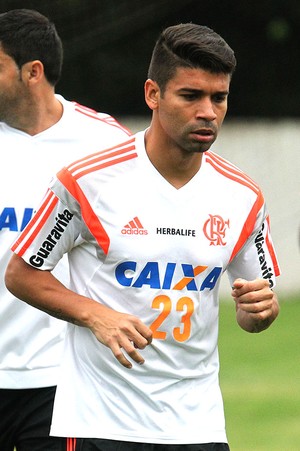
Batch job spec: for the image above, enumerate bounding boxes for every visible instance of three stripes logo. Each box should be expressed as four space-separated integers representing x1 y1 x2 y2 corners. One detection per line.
121 216 148 235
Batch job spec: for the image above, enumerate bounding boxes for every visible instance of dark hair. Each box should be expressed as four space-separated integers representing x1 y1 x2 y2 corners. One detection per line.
148 23 236 93
0 9 63 86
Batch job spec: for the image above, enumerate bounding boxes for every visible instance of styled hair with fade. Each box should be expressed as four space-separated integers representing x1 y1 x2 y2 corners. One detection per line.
0 8 63 86
147 23 236 94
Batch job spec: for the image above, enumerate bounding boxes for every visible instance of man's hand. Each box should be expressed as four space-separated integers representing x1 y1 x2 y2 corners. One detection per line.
89 306 153 369
231 278 279 333
5 254 152 370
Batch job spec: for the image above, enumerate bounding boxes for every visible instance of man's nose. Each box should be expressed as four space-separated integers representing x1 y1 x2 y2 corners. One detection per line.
195 98 217 121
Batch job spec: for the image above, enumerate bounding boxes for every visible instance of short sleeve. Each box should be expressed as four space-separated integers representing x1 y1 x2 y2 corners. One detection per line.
227 214 280 289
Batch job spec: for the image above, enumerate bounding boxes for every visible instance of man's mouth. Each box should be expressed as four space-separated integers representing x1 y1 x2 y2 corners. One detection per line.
191 129 215 142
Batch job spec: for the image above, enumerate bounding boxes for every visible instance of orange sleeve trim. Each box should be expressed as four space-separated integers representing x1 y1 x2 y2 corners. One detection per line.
73 102 132 136
266 216 281 276
229 190 265 263
56 168 110 255
206 152 260 194
71 146 137 181
66 138 136 176
11 191 58 256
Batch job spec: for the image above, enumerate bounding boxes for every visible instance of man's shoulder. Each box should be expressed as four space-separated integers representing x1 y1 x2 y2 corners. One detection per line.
204 150 261 195
59 96 131 137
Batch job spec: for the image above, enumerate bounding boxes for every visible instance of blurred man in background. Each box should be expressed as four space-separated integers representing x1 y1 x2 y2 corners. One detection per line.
0 8 131 451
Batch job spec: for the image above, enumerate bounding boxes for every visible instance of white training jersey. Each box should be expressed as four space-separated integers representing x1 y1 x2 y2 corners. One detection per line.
13 130 280 443
0 95 131 388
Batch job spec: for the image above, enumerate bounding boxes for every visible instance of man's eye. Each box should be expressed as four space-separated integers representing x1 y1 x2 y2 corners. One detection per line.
182 93 197 100
214 95 227 103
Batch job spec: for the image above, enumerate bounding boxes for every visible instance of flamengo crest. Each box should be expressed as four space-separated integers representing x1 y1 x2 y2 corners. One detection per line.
203 214 230 246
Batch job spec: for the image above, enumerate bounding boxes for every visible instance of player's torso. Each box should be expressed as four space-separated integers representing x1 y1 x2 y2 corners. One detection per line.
67 138 257 375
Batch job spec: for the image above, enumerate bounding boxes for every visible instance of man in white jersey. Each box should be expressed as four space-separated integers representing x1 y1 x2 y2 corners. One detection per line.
6 23 280 451
0 9 131 451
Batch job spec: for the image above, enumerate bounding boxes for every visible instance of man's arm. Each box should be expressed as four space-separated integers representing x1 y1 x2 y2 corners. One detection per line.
5 254 152 368
231 278 279 333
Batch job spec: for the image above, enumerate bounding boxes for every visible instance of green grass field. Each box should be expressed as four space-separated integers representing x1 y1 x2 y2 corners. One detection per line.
219 297 300 451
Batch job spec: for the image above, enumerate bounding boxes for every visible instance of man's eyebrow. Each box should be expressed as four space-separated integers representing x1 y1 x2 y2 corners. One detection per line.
178 87 229 95
178 88 203 92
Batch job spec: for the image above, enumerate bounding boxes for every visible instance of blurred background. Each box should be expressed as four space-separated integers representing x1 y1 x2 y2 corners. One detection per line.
2 0 300 118
1 0 299 295
2 0 299 298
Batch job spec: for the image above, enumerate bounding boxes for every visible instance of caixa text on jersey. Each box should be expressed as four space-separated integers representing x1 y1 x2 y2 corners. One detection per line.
115 261 222 292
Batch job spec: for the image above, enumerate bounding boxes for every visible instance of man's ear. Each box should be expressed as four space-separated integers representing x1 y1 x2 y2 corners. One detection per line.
144 79 160 111
21 60 44 84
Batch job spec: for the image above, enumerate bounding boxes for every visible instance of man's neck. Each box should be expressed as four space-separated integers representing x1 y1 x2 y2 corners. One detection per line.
25 94 63 136
9 93 63 136
144 125 203 189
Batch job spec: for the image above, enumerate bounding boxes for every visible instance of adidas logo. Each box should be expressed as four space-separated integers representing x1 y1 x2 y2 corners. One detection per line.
121 216 148 235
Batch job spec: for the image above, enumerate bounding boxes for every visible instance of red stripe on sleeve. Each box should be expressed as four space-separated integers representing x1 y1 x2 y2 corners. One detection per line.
66 139 137 180
73 149 137 181
266 216 281 276
73 102 132 136
229 190 265 263
56 168 110 254
206 152 260 194
12 191 58 256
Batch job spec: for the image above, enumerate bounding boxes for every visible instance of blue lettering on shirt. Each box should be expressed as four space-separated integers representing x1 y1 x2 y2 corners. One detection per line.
0 207 34 231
